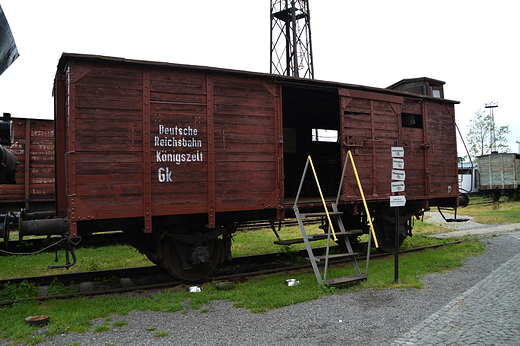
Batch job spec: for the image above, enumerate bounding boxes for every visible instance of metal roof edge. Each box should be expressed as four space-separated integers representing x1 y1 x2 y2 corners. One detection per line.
57 53 459 104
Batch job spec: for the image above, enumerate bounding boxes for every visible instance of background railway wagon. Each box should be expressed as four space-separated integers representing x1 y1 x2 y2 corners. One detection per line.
478 153 520 200
49 53 459 278
458 162 479 194
0 118 55 213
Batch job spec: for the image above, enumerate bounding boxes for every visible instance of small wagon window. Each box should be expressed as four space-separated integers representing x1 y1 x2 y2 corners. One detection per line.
311 128 338 142
402 113 423 129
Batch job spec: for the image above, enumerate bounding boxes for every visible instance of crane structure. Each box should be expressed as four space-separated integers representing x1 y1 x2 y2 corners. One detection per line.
270 0 314 79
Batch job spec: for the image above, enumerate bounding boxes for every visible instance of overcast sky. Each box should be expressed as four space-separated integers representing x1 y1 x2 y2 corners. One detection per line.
1 0 518 155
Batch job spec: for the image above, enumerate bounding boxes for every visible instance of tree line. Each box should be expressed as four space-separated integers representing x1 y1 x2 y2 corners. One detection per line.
460 109 510 162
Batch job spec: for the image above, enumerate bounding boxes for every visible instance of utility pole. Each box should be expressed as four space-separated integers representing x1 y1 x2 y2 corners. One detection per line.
270 0 314 79
485 102 498 153
516 140 520 154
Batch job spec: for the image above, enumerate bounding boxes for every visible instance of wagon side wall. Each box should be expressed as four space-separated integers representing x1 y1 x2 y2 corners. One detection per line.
339 90 458 207
0 118 55 212
54 57 281 234
478 153 519 190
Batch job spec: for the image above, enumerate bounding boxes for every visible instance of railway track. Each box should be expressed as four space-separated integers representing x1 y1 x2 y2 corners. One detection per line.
0 240 463 306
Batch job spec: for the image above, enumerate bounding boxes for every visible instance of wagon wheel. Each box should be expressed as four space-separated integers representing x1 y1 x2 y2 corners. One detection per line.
162 237 221 281
373 217 405 253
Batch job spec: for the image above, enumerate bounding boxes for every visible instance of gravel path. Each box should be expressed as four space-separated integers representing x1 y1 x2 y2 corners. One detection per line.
4 222 520 346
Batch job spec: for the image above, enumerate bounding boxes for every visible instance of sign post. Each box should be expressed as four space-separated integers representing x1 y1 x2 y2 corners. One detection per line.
391 142 405 283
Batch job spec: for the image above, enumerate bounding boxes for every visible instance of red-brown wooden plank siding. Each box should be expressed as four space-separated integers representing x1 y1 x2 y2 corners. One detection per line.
54 54 459 237
149 66 209 219
400 98 427 200
55 56 282 235
339 90 458 205
212 74 280 211
69 63 145 220
0 118 55 209
424 101 458 199
340 90 402 203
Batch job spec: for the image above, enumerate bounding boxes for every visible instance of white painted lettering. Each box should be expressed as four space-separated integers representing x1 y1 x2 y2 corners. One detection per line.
159 125 198 136
158 167 173 182
155 123 204 182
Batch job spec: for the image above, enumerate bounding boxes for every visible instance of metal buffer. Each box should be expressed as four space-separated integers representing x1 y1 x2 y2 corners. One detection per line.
288 151 378 286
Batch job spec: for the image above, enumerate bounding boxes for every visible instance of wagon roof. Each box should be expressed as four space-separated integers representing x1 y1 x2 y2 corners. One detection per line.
387 77 446 89
478 152 520 159
57 53 459 104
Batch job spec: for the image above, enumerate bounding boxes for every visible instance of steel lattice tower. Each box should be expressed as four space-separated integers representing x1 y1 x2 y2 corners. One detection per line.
270 0 314 79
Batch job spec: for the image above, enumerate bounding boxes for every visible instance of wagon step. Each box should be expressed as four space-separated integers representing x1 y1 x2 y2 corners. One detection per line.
274 229 363 245
438 206 470 222
443 218 470 222
323 274 367 286
307 252 360 262
300 211 343 218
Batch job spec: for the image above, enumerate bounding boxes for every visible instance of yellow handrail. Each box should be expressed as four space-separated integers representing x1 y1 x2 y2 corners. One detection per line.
347 150 379 248
308 156 337 241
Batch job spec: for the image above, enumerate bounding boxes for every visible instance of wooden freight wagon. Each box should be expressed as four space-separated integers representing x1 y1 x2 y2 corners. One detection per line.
12 53 460 279
0 118 55 213
478 153 520 200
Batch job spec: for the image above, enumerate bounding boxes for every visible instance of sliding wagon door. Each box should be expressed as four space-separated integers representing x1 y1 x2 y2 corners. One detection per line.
212 75 282 216
339 89 403 203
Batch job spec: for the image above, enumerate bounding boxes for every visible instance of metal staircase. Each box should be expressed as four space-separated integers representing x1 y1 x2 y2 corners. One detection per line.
293 204 366 286
279 153 377 286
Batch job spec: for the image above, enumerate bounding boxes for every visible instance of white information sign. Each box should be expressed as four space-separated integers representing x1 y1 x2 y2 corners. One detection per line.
393 158 404 169
391 169 406 181
391 181 405 193
391 147 404 158
390 195 406 207
390 146 405 208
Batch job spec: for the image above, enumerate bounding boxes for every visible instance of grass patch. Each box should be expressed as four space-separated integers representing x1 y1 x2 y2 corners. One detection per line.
0 245 152 280
232 222 332 257
48 278 78 296
93 322 111 333
457 195 520 224
154 330 169 338
360 237 484 289
112 320 128 327
0 280 38 301
26 335 46 344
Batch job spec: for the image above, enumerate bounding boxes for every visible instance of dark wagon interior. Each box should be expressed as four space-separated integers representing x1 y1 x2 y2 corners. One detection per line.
281 84 341 202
